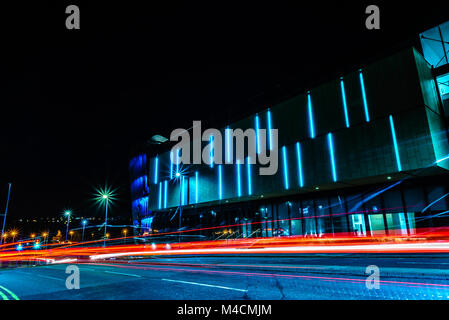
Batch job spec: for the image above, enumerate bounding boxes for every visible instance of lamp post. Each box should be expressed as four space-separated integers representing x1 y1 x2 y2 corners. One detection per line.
64 210 71 242
82 220 87 242
102 194 109 247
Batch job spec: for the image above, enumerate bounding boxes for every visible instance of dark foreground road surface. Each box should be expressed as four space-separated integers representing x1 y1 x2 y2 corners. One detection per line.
1 254 449 300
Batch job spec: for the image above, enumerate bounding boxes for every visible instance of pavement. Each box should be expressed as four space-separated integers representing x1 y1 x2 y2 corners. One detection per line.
1 253 449 300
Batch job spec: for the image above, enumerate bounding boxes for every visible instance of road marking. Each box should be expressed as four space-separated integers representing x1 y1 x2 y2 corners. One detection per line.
16 271 64 282
104 271 142 278
0 285 19 300
162 278 248 292
0 289 9 300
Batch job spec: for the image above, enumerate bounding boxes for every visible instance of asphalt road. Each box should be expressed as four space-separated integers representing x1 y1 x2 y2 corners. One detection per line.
2 254 449 300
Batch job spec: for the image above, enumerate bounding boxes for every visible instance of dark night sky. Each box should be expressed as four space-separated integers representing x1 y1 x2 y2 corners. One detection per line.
0 1 448 219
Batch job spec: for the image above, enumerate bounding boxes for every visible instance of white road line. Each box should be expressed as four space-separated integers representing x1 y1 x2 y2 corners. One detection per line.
104 271 142 278
16 272 65 281
162 278 247 292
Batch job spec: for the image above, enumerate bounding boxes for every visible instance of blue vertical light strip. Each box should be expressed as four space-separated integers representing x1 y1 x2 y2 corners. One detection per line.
158 182 162 209
236 160 242 197
247 157 252 195
282 146 289 190
226 126 231 163
169 151 173 179
218 165 223 200
359 70 370 122
307 92 316 139
195 171 199 203
176 149 180 175
340 78 350 128
267 109 273 151
255 114 260 154
210 135 214 168
296 142 304 187
163 180 167 208
181 176 185 205
154 156 159 184
327 133 337 182
389 115 402 172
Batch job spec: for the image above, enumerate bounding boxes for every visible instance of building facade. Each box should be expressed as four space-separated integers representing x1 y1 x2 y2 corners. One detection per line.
130 24 449 241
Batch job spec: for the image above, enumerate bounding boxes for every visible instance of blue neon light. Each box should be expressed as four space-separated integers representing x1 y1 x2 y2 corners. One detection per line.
181 176 185 205
226 126 231 163
236 159 242 197
389 115 402 171
164 180 168 209
296 142 304 187
327 133 337 182
195 171 199 203
340 78 350 128
176 149 180 175
170 151 173 179
210 135 214 168
154 156 159 184
247 157 252 195
282 146 289 190
158 182 162 209
307 92 316 139
359 70 370 122
218 165 223 200
267 110 273 150
255 114 260 154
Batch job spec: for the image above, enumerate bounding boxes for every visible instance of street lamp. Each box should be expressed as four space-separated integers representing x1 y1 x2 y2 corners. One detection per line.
42 232 48 245
122 229 128 244
94 186 116 247
11 230 17 243
102 194 109 247
64 210 71 242
82 220 87 242
69 230 74 241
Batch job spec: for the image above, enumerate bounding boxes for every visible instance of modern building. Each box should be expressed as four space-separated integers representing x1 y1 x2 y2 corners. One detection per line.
130 21 449 240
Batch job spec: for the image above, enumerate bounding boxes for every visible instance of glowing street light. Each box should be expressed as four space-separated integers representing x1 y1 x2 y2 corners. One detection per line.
42 232 48 245
95 186 116 247
82 220 87 242
69 230 74 241
122 229 128 244
64 210 72 242
10 230 17 242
